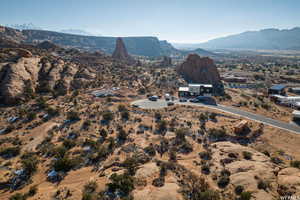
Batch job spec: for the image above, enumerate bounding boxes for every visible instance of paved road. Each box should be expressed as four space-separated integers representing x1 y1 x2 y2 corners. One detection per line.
131 99 300 134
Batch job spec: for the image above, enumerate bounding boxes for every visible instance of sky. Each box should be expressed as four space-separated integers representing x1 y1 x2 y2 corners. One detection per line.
1 0 300 43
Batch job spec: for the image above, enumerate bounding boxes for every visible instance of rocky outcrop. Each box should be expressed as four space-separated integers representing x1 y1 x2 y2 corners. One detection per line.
176 54 222 85
0 57 40 104
0 54 97 104
112 37 135 65
210 142 279 200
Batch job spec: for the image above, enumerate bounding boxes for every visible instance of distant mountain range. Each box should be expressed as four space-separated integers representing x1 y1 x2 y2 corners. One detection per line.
174 27 300 51
6 23 43 31
59 29 101 36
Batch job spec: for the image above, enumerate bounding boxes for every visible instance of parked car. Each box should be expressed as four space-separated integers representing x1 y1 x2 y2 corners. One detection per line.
148 96 158 101
165 93 170 101
167 102 174 106
179 98 187 102
189 98 201 103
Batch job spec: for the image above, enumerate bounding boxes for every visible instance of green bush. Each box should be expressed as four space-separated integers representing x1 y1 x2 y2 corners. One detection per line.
67 111 80 121
107 173 134 197
257 180 268 190
102 111 114 122
0 146 20 158
242 151 252 160
9 193 26 200
83 181 98 193
290 160 300 169
239 191 252 200
53 156 76 172
21 153 38 176
217 176 230 188
235 185 244 195
121 111 130 120
27 112 37 121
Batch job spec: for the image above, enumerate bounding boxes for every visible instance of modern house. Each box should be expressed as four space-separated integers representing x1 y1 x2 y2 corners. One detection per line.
270 94 300 107
178 84 213 97
268 84 286 96
291 88 300 95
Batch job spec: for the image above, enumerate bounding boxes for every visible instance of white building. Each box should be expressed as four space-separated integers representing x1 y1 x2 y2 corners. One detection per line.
178 84 213 97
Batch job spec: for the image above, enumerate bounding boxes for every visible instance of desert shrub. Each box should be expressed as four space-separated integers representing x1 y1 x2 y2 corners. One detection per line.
201 164 210 175
242 151 252 160
207 128 226 140
257 180 268 190
235 185 244 195
199 113 208 122
53 145 68 158
102 111 114 122
156 120 167 133
199 151 212 160
122 157 139 175
82 120 91 130
46 107 59 117
67 111 80 121
179 140 193 154
239 191 252 200
121 110 130 120
220 169 231 177
217 175 230 188
144 144 156 157
0 146 20 158
27 112 37 121
196 190 220 200
290 160 300 169
9 193 26 200
169 148 177 162
21 153 38 176
107 173 134 197
99 128 108 139
63 139 76 149
83 181 98 193
36 97 48 109
152 177 165 187
154 112 161 121
53 156 76 172
175 128 187 144
117 128 128 142
27 185 38 197
118 104 127 112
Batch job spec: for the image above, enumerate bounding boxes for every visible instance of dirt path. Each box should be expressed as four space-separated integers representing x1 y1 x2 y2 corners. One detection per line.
22 121 59 152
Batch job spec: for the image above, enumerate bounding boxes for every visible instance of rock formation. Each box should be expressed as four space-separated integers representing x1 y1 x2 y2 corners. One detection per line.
176 54 222 85
112 37 135 65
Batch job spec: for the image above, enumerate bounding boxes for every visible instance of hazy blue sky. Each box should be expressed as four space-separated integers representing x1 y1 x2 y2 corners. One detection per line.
1 0 300 43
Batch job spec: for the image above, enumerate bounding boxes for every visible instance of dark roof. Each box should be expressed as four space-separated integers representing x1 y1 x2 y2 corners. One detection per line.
270 84 286 91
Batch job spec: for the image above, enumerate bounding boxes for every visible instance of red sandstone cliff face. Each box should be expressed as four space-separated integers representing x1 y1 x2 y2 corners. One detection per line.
176 54 222 85
112 37 135 65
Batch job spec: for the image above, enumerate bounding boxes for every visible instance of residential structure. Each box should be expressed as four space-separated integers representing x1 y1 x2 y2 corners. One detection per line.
178 84 213 97
268 84 286 96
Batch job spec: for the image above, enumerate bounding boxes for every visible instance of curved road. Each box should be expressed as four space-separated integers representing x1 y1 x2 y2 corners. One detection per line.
131 99 300 134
